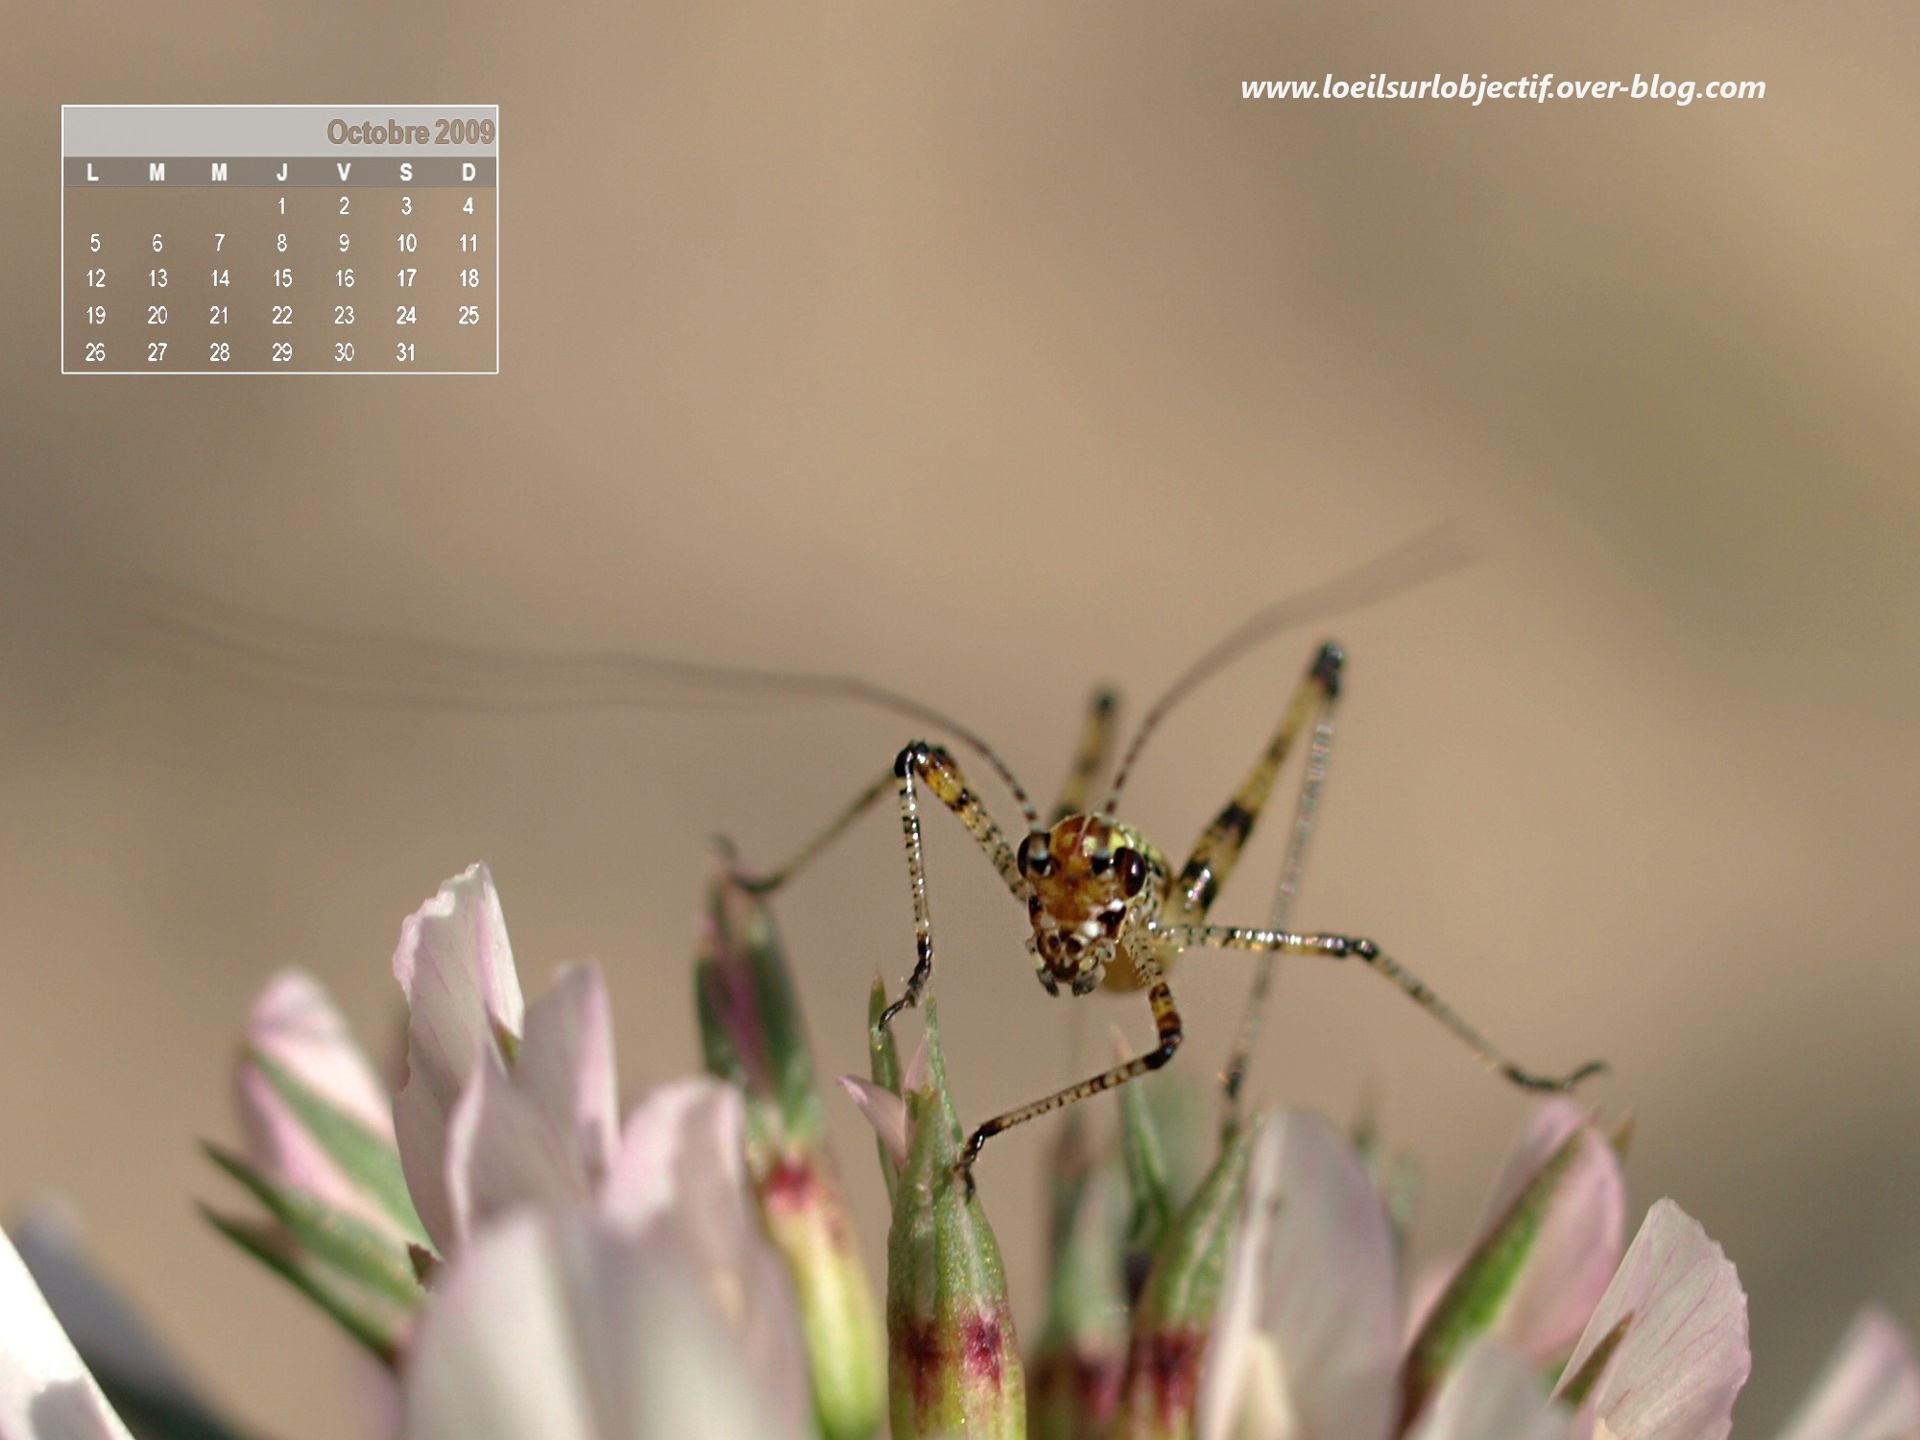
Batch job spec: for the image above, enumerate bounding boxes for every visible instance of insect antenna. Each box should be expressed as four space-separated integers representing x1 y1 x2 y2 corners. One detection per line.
1101 520 1475 813
98 567 1042 828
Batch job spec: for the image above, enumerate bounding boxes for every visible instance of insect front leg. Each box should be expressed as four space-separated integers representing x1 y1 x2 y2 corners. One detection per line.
1163 923 1607 1093
1163 642 1342 928
957 952 1183 1181
879 742 1026 1032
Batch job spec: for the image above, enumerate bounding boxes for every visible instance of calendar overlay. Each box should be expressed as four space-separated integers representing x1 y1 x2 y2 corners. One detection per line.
62 105 498 374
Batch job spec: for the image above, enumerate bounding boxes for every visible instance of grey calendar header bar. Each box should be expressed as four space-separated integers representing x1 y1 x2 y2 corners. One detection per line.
64 157 497 187
61 105 498 158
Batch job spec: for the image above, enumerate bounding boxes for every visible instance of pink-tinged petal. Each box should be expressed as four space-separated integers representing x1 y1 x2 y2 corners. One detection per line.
393 865 527 1254
513 965 620 1189
404 1210 811 1440
401 1212 593 1440
596 1078 809 1399
1408 1337 1571 1440
1775 1306 1920 1440
599 1080 747 1233
1481 1101 1627 1364
1198 1111 1402 1440
234 970 407 1238
0 1227 134 1440
598 1082 749 1241
245 969 393 1133
444 1048 597 1246
1554 1199 1749 1440
1482 1100 1586 1220
902 1032 932 1096
837 1075 910 1171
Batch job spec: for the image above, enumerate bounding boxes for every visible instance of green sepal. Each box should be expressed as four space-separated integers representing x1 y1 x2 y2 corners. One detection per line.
199 1208 407 1366
249 1052 429 1248
1400 1126 1587 1422
1030 1114 1131 1440
201 1144 422 1307
1557 1314 1631 1406
1112 1122 1259 1440
694 863 825 1147
697 869 887 1440
867 977 903 1203
886 1002 1025 1440
1119 1073 1174 1253
1130 1119 1257 1337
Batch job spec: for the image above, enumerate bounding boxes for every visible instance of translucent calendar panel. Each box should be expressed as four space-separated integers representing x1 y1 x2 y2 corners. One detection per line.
62 105 498 374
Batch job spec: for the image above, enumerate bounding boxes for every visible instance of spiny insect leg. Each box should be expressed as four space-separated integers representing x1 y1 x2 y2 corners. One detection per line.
1049 686 1120 824
733 766 895 895
1219 704 1337 1127
878 742 1023 1033
1166 924 1607 1094
956 955 1183 1183
1164 642 1342 927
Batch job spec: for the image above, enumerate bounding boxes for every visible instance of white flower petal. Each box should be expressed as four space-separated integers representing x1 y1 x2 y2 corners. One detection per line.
599 1079 744 1232
444 1047 596 1245
0 1227 133 1440
1199 1111 1402 1440
1482 1101 1627 1364
513 964 621 1188
1408 1337 1571 1440
1227 1333 1301 1440
402 1213 594 1440
1775 1306 1920 1440
405 1210 812 1440
393 864 527 1253
596 1079 806 1397
1554 1199 1749 1440
837 1075 910 1170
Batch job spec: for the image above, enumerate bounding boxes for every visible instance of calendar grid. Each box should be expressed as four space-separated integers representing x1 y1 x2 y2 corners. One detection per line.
61 105 499 375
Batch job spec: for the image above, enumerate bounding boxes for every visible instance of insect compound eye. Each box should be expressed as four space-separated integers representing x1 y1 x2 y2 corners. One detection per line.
1017 831 1053 878
1114 846 1147 898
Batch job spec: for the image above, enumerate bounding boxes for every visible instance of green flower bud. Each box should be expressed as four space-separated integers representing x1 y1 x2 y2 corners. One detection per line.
695 855 886 1440
884 1003 1026 1440
1029 1114 1131 1440
1112 1123 1259 1440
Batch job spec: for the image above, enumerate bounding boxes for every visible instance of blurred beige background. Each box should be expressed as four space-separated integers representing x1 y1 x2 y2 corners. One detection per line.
3 0 1918 1435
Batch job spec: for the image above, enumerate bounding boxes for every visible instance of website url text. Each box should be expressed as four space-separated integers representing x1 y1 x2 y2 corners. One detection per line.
1240 73 1765 106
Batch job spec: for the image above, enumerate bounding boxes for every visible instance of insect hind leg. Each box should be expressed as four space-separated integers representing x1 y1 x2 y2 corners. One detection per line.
1163 642 1342 928
1219 698 1336 1124
730 766 896 896
1050 686 1120 824
1166 923 1607 1094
